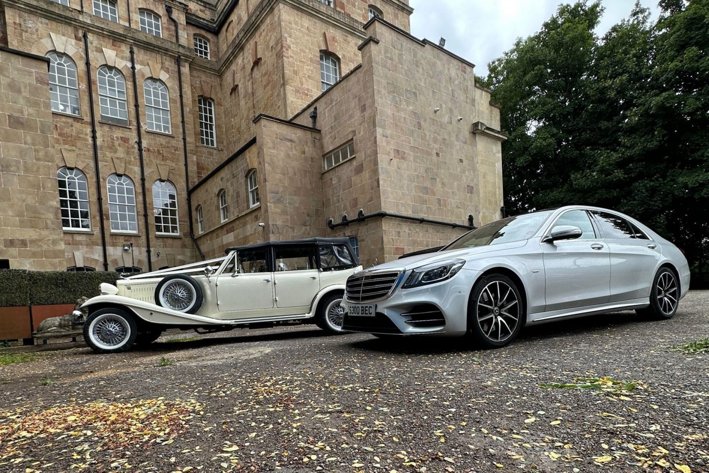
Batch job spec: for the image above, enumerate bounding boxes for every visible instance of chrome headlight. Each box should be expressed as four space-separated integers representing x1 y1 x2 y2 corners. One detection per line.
402 259 465 288
100 283 119 295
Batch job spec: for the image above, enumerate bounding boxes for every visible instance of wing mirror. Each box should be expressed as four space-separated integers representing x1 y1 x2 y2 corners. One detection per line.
204 265 216 279
543 225 583 243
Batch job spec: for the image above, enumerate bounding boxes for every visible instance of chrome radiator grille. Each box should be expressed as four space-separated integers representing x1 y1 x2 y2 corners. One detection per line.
346 272 400 302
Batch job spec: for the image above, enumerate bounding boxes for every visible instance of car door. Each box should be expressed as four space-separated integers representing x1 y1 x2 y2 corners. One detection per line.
590 211 661 303
542 209 611 312
272 244 320 314
216 248 274 318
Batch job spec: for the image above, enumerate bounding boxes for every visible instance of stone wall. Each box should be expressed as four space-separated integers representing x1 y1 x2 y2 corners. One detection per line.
0 48 66 270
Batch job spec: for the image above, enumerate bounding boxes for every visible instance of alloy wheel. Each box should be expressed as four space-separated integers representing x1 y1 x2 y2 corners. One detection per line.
476 280 520 343
656 271 678 316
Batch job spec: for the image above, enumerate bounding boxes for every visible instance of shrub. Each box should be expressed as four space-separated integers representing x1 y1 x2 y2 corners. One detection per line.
0 271 119 307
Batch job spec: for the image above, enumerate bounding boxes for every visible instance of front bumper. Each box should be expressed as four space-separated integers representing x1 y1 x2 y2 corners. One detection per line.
341 271 472 336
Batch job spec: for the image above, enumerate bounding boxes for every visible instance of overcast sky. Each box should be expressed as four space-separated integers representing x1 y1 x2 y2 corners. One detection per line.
409 0 661 76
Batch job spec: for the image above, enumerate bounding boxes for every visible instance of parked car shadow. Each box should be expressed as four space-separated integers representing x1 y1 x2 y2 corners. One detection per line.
136 326 339 352
348 310 652 354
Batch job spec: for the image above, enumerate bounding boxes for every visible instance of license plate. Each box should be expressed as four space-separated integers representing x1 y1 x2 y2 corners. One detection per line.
348 304 376 317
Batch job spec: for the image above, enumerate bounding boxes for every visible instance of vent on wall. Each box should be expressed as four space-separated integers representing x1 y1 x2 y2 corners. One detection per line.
0 259 9 270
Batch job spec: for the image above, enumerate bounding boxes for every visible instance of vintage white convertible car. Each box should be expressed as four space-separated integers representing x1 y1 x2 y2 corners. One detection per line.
80 238 361 353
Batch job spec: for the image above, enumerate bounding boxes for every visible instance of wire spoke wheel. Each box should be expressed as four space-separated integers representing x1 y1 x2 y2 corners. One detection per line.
316 293 346 333
159 280 197 311
326 298 346 330
84 308 137 353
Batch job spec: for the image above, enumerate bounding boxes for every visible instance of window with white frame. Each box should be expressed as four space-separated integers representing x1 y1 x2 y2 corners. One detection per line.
198 96 216 147
107 174 138 233
52 0 70 6
320 52 340 91
218 189 228 222
139 9 162 37
97 66 128 125
247 170 260 208
323 141 355 171
47 52 80 116
138 8 162 38
193 35 210 59
57 167 91 231
368 5 383 20
318 0 333 6
153 180 179 235
196 205 204 234
93 0 118 22
144 78 171 133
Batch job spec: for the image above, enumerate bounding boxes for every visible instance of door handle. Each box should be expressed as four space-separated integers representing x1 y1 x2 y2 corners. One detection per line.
310 276 317 280
591 243 604 250
647 243 657 249
263 278 271 283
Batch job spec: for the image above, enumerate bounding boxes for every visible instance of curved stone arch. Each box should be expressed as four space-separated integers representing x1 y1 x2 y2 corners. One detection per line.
99 48 132 77
134 59 170 83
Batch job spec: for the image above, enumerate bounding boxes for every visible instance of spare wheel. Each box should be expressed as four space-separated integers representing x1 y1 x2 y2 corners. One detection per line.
154 275 203 314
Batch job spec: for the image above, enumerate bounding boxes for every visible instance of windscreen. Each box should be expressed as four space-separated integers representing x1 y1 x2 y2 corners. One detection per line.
443 211 553 250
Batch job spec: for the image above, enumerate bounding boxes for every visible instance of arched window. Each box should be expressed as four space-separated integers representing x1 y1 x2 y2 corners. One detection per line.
218 189 228 222
196 205 204 234
97 66 128 125
107 174 138 233
193 35 210 59
144 79 171 133
47 52 80 116
57 167 91 231
198 96 216 147
93 0 118 22
247 170 260 208
320 52 340 91
368 5 383 20
153 180 179 235
139 9 162 37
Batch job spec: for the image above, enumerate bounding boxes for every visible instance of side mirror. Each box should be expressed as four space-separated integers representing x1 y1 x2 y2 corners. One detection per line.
543 225 583 243
204 265 216 277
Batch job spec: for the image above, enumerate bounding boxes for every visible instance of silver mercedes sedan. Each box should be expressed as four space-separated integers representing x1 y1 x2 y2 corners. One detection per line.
342 206 691 348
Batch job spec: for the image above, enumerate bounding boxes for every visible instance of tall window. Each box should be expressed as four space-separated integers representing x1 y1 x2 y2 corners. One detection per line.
47 52 80 116
144 79 171 133
196 205 204 234
318 0 333 6
107 174 138 233
247 170 260 208
368 5 383 20
320 52 340 91
194 35 210 59
97 66 128 125
93 0 117 22
139 10 162 37
52 0 70 7
57 167 91 231
218 189 228 222
153 180 179 235
198 96 216 147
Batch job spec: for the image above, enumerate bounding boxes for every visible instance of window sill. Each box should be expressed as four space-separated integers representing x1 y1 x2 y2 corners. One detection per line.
99 120 131 129
52 111 83 120
111 231 139 235
63 229 93 234
197 143 219 150
156 233 182 239
145 129 174 137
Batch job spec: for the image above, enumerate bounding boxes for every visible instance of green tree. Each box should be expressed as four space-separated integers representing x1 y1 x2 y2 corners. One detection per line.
487 0 709 276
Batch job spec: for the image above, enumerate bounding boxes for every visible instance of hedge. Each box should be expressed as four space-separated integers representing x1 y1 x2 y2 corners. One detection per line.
0 270 119 307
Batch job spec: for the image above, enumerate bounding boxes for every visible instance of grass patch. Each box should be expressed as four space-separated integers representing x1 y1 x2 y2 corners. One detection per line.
0 353 36 366
541 376 643 397
673 338 709 355
157 356 174 367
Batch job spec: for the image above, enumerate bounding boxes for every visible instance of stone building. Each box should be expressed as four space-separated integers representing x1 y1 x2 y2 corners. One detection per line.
0 0 505 271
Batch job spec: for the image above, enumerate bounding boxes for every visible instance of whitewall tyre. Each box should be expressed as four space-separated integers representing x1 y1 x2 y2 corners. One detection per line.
154 275 203 314
316 293 346 333
84 308 138 353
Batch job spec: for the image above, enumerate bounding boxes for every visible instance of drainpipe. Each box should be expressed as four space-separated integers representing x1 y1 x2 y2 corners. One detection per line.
129 46 153 272
82 31 109 271
166 4 205 260
126 0 132 28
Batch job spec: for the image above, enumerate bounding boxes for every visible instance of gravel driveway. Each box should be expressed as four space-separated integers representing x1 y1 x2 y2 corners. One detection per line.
1 292 707 472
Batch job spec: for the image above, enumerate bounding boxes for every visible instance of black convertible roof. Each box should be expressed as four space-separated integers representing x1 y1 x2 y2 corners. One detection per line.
225 237 352 254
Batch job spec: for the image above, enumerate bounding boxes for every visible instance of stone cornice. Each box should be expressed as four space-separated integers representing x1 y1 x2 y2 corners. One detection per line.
381 0 413 15
5 0 194 60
